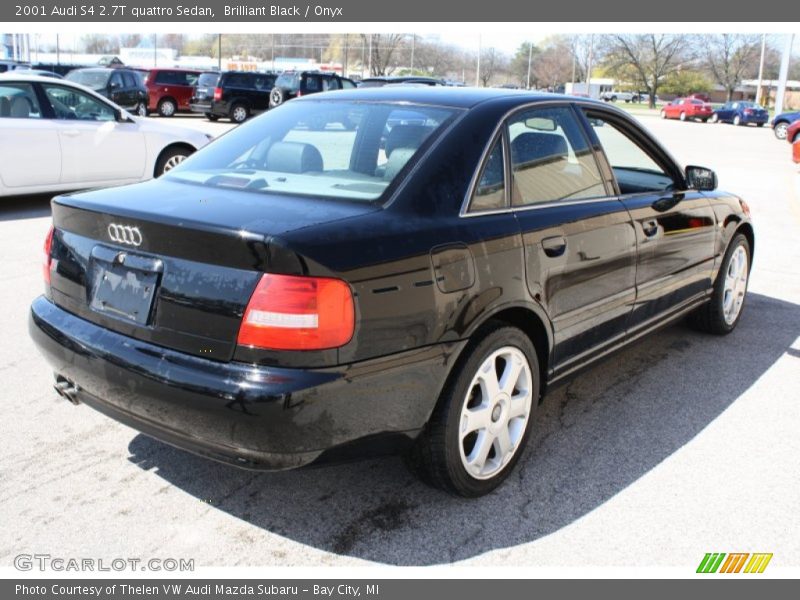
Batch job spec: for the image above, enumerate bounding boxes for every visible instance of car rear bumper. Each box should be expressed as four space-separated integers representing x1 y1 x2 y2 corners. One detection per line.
189 101 212 114
30 296 461 470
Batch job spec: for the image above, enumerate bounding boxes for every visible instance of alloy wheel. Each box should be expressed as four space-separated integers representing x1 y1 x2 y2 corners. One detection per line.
162 154 186 172
722 245 748 325
232 106 247 123
458 346 533 480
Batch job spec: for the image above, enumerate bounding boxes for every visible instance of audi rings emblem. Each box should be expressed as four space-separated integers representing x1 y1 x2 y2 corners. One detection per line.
107 224 143 247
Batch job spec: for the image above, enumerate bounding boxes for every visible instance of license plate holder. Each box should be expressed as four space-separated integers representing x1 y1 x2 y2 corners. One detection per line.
89 247 162 326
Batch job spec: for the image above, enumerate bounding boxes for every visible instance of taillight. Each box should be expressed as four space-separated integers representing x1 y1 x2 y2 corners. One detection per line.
43 225 54 286
296 90 303 97
744 109 753 115
237 273 355 351
213 87 222 101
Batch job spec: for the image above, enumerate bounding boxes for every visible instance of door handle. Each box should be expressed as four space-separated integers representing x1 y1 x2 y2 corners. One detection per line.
61 129 80 137
541 236 567 258
642 220 659 238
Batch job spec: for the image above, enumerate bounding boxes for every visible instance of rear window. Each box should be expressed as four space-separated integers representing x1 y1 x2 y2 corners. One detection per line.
222 73 253 88
275 73 300 91
166 100 459 203
197 72 220 87
66 70 110 91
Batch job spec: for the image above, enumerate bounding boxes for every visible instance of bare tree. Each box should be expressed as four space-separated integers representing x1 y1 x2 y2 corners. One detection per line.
533 40 574 90
82 34 118 55
705 34 761 101
479 47 505 87
360 34 406 76
603 34 694 108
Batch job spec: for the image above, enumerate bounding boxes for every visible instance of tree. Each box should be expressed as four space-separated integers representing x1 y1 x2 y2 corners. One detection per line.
660 70 714 97
705 34 760 101
533 39 574 90
360 34 406 76
603 34 694 108
82 34 117 54
510 42 539 88
479 47 507 87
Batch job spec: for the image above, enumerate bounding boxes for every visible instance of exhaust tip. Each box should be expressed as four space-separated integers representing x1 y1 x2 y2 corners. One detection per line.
54 376 81 405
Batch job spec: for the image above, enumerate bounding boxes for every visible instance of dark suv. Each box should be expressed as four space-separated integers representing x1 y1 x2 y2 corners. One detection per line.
65 67 148 116
269 71 356 108
139 68 201 117
188 71 221 119
196 71 277 123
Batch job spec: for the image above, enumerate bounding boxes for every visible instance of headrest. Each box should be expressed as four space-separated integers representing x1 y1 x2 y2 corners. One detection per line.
511 132 568 168
9 95 32 118
265 141 323 174
384 125 433 157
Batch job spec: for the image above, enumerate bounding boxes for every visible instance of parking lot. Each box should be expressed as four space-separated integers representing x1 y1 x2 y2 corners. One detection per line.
2 112 799 570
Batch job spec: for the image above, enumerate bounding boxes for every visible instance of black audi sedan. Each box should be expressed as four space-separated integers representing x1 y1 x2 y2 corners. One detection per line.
30 88 754 497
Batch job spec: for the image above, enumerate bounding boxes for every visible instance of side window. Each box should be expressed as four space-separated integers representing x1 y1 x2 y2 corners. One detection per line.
109 72 123 89
43 84 116 121
508 106 605 206
469 137 506 212
584 112 675 195
122 72 137 88
0 83 42 119
304 76 320 92
184 72 198 86
322 77 339 91
341 79 356 89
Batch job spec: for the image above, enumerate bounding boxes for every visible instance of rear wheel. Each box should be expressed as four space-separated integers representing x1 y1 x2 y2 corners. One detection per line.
774 122 788 139
710 113 719 123
734 115 742 126
155 146 193 177
158 98 176 117
270 88 287 108
689 233 750 335
757 122 765 127
661 109 667 119
135 102 147 117
230 103 249 124
405 325 540 497
205 113 219 122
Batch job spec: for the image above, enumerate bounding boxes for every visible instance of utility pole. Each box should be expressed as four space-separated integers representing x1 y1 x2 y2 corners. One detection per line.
755 33 766 106
343 34 348 76
368 34 372 76
271 34 275 71
775 34 795 115
153 34 157 67
476 34 481 87
56 34 60 65
411 34 415 73
585 34 594 88
218 34 222 71
526 42 533 90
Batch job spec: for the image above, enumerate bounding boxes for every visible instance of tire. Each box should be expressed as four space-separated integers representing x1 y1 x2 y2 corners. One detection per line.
269 87 286 108
405 324 540 497
701 118 708 123
710 114 719 123
774 122 789 139
734 115 742 126
205 113 219 122
157 98 176 117
661 109 667 119
688 233 750 335
611 95 617 102
757 122 764 128
230 103 249 124
135 102 147 117
680 111 687 121
155 146 192 177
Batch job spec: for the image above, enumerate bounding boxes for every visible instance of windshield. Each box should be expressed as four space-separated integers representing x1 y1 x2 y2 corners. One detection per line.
66 70 110 91
275 73 300 90
166 100 459 202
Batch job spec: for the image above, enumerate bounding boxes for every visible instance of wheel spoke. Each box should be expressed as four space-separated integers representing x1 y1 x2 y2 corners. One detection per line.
461 405 491 437
508 394 529 419
494 426 512 459
477 359 501 400
499 353 523 396
467 430 494 473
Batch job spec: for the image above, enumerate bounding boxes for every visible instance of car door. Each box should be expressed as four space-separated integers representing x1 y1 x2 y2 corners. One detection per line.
717 102 733 121
508 104 638 374
0 82 60 189
581 107 717 334
41 82 146 184
250 74 273 113
107 70 130 109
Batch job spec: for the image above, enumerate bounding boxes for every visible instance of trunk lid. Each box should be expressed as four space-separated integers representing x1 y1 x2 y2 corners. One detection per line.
49 178 378 361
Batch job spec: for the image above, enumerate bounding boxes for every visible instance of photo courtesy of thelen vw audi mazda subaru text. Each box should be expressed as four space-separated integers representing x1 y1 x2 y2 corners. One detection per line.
30 87 754 497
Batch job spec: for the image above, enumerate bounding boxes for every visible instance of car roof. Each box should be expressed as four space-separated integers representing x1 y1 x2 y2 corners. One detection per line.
0 73 75 83
298 86 597 109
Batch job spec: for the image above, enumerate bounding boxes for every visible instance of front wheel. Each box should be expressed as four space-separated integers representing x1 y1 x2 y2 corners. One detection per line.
688 233 750 335
205 113 219 122
734 115 743 126
230 103 249 124
680 111 687 121
710 113 719 123
155 146 192 177
405 325 540 497
774 122 788 139
158 98 176 117
135 102 147 117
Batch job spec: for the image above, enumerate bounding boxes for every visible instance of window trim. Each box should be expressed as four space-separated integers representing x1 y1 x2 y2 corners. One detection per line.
466 130 510 214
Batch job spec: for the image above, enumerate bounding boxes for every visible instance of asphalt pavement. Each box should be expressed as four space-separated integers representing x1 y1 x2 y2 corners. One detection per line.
1 112 798 571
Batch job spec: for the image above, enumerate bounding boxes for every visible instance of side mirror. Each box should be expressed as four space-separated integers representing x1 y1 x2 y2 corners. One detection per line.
685 165 717 191
115 108 134 123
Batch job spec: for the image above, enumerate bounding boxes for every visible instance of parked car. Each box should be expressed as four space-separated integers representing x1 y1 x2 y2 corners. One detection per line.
199 71 277 123
600 90 636 102
30 88 753 497
6 68 63 79
793 139 800 163
65 67 148 116
0 75 211 197
687 93 712 103
710 101 768 126
359 76 445 87
268 70 357 108
138 68 202 117
661 98 714 122
772 110 800 140
786 119 800 144
188 71 221 119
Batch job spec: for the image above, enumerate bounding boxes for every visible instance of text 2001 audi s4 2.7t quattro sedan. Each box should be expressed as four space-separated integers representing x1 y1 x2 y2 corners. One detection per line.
30 88 754 497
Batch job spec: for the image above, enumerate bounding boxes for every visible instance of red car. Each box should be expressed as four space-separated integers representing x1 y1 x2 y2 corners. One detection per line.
661 98 714 122
794 139 800 163
787 119 800 144
138 68 202 117
688 92 711 103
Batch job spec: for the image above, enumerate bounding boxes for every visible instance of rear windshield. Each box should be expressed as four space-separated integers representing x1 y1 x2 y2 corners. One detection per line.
275 73 300 90
197 72 220 87
66 70 110 91
166 100 459 202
